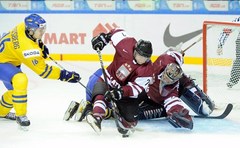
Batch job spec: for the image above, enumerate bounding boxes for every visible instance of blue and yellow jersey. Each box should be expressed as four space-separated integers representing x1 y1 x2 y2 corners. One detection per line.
0 22 61 79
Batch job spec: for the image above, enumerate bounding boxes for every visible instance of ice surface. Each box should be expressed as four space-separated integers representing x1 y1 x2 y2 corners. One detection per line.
1 61 240 148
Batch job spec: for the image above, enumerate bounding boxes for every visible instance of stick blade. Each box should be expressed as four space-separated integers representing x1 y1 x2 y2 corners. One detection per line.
194 103 233 119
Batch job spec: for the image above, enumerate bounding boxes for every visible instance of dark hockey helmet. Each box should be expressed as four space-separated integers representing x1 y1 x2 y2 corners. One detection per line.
25 14 46 32
134 39 153 58
161 63 183 85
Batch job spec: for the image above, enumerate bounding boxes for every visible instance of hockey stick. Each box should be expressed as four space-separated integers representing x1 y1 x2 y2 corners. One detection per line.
181 25 213 53
179 25 214 54
181 37 202 53
95 49 119 116
194 103 233 119
96 49 134 137
48 56 92 95
95 49 110 90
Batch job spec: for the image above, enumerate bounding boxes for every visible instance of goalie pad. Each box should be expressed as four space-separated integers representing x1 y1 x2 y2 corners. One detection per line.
138 101 166 120
179 74 215 116
137 90 166 120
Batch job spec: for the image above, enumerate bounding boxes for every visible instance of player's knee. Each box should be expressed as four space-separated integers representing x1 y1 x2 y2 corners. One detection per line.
92 82 107 100
12 73 28 90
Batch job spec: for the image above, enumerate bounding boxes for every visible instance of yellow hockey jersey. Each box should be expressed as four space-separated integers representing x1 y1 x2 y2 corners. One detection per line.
0 22 61 79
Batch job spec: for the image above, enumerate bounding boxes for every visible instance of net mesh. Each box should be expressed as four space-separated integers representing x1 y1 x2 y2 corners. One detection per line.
202 21 240 109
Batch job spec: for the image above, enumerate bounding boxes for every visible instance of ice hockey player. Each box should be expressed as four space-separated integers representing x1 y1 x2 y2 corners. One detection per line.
65 27 154 137
137 48 215 130
0 14 81 129
65 45 215 132
217 17 240 88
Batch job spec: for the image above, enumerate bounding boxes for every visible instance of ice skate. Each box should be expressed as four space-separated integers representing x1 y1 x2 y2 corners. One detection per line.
117 125 135 138
16 115 30 131
5 112 16 120
226 82 236 88
86 113 102 134
75 100 92 121
63 101 79 121
117 120 136 137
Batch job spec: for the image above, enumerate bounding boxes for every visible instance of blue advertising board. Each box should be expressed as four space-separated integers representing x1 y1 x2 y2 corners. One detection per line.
0 0 239 14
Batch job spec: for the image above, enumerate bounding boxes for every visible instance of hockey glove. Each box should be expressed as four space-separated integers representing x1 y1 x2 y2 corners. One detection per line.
167 108 193 130
91 33 111 51
105 87 123 102
38 39 49 59
59 70 81 83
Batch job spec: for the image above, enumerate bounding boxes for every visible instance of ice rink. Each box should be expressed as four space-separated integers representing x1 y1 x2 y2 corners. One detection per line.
1 61 240 148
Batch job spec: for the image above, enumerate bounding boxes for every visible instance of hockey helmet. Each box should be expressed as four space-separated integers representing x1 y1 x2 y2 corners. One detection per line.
25 14 46 39
161 63 183 85
134 39 153 58
25 14 46 30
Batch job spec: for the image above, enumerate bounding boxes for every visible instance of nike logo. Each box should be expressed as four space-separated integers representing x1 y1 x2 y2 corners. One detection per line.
163 23 203 47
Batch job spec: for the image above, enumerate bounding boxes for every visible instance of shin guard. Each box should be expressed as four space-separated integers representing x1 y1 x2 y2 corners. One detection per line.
0 90 13 117
12 73 28 116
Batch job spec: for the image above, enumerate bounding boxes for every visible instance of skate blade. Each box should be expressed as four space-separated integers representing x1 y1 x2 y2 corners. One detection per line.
86 115 101 135
122 129 135 138
18 125 29 131
74 100 87 121
63 111 71 121
63 101 79 121
74 112 82 121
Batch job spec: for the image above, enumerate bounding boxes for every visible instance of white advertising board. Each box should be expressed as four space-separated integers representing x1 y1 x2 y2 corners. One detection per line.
0 13 238 58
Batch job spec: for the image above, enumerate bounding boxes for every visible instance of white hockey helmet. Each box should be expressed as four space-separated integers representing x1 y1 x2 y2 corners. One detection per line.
161 63 183 85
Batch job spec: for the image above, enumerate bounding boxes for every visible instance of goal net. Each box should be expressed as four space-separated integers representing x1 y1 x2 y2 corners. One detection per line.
203 20 240 108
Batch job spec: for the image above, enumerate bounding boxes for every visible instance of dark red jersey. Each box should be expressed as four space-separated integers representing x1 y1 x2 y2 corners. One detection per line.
147 50 183 104
105 28 154 98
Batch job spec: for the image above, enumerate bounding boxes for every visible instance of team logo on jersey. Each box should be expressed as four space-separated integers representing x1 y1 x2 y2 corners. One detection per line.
23 49 40 58
116 63 131 81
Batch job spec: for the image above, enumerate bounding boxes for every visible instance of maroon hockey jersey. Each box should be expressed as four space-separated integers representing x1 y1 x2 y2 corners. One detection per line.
104 28 154 98
147 49 183 104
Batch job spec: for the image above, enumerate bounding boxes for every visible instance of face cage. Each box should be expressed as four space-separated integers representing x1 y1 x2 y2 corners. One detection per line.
160 65 183 85
28 22 46 33
28 25 46 40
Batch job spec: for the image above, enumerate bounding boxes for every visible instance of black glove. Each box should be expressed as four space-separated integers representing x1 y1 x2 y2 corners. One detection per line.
59 70 81 83
105 87 123 102
38 40 49 59
91 33 111 51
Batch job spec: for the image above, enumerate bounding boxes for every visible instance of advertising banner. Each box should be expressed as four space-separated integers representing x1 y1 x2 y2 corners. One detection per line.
0 1 239 13
0 13 238 57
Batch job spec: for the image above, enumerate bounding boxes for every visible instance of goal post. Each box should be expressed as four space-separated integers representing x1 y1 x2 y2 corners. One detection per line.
202 20 240 95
